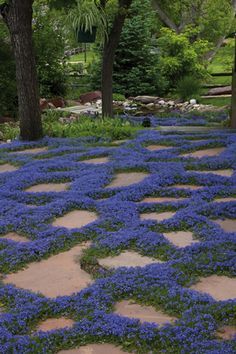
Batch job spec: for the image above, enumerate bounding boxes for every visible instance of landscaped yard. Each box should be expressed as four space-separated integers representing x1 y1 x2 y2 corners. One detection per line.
0 120 235 353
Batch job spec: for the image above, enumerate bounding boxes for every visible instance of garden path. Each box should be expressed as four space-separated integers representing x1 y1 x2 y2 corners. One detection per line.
0 128 235 353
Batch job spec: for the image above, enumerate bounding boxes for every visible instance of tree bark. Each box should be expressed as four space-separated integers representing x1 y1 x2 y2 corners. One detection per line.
101 0 132 118
1 0 42 140
230 36 236 129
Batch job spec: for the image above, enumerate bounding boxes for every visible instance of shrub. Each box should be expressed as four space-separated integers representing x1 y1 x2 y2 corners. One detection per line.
33 2 68 98
176 76 201 101
88 0 167 97
157 27 210 90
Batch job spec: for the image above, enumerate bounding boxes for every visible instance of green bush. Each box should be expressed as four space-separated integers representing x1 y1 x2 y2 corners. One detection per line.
88 0 167 97
157 27 210 90
176 76 201 101
33 2 68 98
43 111 140 139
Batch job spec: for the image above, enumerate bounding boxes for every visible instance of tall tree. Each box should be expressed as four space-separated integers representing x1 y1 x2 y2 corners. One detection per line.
231 35 236 128
0 0 42 140
152 0 236 61
100 0 133 117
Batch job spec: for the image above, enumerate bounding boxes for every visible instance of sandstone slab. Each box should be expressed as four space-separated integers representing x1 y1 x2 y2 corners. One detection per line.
26 183 69 193
217 326 236 340
0 163 18 173
1 232 29 243
140 211 176 222
214 197 236 203
214 219 236 233
3 244 92 298
58 344 128 354
146 145 173 151
37 317 74 332
99 251 160 269
182 147 225 158
140 197 186 203
81 157 109 164
192 169 233 177
115 300 176 326
190 275 236 301
170 184 203 190
13 147 48 155
52 210 98 229
106 172 148 188
163 231 199 248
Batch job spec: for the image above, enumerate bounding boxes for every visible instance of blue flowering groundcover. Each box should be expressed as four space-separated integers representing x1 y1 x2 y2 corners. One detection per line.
0 124 235 354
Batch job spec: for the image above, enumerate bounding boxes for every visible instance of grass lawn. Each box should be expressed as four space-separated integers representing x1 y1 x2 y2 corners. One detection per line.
199 96 231 107
208 38 234 74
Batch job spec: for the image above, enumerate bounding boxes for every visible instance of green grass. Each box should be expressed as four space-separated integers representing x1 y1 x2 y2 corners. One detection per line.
199 96 231 107
208 39 234 74
67 51 97 65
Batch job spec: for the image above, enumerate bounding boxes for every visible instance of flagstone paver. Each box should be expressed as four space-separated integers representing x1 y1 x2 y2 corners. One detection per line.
191 169 233 177
139 197 186 203
58 344 129 354
146 145 173 151
140 211 176 222
25 183 70 193
214 219 236 232
52 210 98 229
214 197 236 203
1 232 30 243
114 300 176 326
190 275 236 301
98 251 161 269
3 243 92 298
81 157 109 164
0 163 18 173
12 147 48 154
182 147 225 158
170 184 203 190
36 318 75 332
106 172 148 188
163 231 199 248
217 326 236 340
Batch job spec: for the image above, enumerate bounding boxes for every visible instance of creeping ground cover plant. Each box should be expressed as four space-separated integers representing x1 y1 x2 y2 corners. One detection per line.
0 122 235 353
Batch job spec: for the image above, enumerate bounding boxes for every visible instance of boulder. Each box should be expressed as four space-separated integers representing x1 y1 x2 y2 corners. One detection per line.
40 98 50 111
134 96 158 104
207 86 231 96
80 91 102 104
48 97 65 108
0 116 15 124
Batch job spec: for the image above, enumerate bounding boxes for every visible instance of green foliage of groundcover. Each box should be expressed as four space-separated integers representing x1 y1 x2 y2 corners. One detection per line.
0 112 140 141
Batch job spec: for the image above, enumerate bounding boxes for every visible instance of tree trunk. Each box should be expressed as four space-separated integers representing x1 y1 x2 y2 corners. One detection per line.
230 37 236 129
1 0 42 140
102 0 132 118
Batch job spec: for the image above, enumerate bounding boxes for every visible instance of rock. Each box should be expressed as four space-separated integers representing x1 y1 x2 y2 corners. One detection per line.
190 99 197 105
48 103 56 109
0 116 15 124
146 103 155 109
134 96 158 104
207 86 231 96
40 98 50 111
48 97 65 108
158 100 166 106
167 100 175 106
80 91 102 104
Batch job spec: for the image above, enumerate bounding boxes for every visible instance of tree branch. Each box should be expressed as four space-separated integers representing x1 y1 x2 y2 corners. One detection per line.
151 0 179 33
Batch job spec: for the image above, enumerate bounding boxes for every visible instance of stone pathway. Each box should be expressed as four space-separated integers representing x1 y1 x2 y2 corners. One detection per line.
0 128 235 353
3 244 92 297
